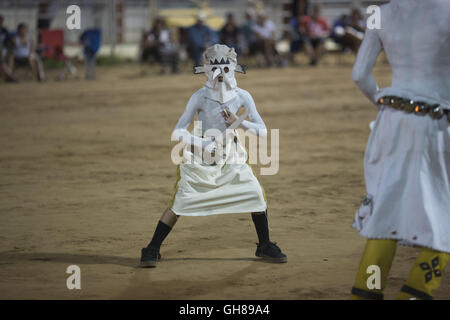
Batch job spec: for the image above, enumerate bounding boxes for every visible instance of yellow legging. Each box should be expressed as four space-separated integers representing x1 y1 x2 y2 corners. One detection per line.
351 239 449 300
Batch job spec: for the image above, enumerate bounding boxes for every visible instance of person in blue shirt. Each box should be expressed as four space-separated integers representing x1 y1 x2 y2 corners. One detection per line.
79 29 101 80
331 9 365 54
187 13 218 66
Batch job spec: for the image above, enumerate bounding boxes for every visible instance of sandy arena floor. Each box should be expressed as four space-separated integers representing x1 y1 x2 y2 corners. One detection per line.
0 62 448 299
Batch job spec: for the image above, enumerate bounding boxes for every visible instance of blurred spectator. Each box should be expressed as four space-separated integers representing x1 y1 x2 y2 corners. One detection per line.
0 15 15 82
332 8 365 53
346 8 365 51
187 12 218 66
140 17 179 74
240 9 257 58
0 16 8 61
252 12 277 67
80 28 101 80
300 4 330 65
331 14 348 47
220 13 241 55
349 8 365 32
289 12 306 63
331 14 348 37
8 23 46 81
37 1 59 30
0 15 7 47
36 0 59 52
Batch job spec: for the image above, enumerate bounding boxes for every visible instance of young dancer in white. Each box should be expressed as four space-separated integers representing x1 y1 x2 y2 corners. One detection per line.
351 0 450 299
140 44 286 267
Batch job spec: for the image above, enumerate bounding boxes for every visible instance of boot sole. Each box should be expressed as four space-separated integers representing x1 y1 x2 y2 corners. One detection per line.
256 253 288 263
140 260 157 268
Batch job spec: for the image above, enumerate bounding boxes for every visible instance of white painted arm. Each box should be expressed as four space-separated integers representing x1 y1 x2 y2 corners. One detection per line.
239 91 268 137
352 28 383 107
172 93 214 150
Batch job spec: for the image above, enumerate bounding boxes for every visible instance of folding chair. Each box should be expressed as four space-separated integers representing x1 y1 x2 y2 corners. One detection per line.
40 29 77 80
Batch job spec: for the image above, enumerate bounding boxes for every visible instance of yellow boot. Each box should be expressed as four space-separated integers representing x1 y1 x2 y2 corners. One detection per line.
397 247 449 300
350 239 397 300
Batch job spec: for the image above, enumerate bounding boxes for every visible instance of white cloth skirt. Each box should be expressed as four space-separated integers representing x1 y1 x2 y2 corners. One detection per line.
170 133 267 216
353 106 450 253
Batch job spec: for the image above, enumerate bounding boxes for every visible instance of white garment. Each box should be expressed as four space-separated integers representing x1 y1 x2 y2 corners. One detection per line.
353 107 450 253
14 35 31 58
169 87 268 216
352 0 450 253
252 20 275 40
171 133 267 216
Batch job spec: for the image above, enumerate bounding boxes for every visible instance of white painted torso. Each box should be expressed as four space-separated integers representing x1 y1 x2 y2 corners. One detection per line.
353 0 450 108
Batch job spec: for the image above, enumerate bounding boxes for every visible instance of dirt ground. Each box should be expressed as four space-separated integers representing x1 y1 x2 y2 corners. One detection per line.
0 62 448 300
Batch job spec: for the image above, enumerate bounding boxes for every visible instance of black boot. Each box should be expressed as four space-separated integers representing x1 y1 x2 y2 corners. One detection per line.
140 220 172 268
140 246 162 268
255 241 287 263
252 211 287 263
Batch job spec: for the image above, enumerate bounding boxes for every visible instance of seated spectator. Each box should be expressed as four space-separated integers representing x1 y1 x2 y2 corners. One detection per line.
220 13 241 55
7 23 46 81
332 9 365 53
187 12 218 66
0 15 15 82
348 8 365 33
331 14 349 43
300 4 330 66
0 15 8 61
240 9 257 58
0 15 7 46
79 28 101 80
140 17 178 74
345 8 365 51
252 12 277 67
289 13 306 63
140 28 158 64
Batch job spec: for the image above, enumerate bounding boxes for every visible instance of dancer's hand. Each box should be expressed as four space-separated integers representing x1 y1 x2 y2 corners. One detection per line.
221 107 237 127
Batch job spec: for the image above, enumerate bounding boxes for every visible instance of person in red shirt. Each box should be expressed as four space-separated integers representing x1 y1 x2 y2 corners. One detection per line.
299 4 330 66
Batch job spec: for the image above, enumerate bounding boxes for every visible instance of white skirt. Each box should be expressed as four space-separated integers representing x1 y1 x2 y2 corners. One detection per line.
353 106 450 253
169 133 267 216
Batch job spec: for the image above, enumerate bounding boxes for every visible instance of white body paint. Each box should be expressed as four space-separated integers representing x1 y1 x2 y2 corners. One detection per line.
352 0 450 253
169 44 267 216
170 88 267 216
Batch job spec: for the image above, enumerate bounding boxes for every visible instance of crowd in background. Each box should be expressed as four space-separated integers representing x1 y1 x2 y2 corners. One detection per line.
140 4 366 74
0 17 46 82
0 13 102 82
0 4 367 82
140 8 282 74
